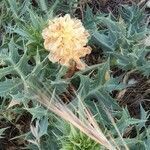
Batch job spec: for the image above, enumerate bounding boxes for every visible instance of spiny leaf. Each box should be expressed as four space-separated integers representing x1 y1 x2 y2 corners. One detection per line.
0 127 9 138
0 78 23 97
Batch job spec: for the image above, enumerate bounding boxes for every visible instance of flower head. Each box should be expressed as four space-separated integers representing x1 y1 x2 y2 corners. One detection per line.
42 14 91 69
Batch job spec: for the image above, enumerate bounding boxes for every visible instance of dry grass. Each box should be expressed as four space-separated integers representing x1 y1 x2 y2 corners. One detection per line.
27 81 116 150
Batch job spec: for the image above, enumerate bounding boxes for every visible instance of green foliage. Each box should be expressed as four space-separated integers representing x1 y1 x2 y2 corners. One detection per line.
0 127 8 138
87 5 150 76
55 121 101 150
76 60 123 110
60 130 100 150
0 0 150 149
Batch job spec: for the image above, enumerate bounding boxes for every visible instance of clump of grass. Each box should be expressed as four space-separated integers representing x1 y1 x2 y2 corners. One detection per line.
59 125 101 150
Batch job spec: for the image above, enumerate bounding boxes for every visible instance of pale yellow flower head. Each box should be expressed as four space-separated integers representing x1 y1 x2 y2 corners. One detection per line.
42 14 91 69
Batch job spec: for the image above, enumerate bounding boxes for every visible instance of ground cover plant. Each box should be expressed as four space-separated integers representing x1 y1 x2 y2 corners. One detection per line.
0 0 150 149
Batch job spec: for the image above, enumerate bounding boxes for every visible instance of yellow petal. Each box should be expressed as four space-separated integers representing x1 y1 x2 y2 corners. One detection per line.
42 14 92 70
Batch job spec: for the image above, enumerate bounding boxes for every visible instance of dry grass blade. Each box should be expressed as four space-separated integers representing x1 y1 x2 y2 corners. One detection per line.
28 84 115 150
105 109 129 150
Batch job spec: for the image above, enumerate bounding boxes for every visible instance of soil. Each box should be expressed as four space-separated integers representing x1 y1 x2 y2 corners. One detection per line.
0 112 31 150
118 73 150 119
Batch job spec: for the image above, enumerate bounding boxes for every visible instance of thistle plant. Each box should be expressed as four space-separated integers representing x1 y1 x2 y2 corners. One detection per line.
0 0 150 150
89 5 150 76
42 14 92 70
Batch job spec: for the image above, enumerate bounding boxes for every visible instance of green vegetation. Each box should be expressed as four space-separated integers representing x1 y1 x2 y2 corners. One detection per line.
0 0 150 149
